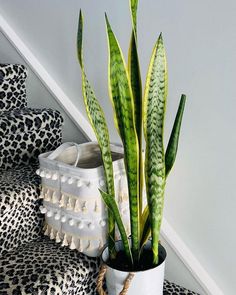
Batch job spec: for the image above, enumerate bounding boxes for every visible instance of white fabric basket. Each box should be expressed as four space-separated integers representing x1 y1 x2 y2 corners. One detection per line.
37 142 129 257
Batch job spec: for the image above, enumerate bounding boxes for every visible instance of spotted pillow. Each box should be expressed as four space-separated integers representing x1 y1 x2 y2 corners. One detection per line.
0 64 27 111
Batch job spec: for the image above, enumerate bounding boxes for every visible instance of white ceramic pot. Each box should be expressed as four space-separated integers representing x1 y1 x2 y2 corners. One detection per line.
101 240 166 295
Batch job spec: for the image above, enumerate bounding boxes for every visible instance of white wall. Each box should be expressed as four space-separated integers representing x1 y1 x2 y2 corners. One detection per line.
0 0 235 294
0 32 87 143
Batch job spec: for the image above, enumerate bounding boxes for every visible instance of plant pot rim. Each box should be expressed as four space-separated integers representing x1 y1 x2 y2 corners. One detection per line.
101 239 167 273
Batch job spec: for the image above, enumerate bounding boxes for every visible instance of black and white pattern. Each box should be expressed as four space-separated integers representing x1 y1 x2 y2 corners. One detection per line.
0 235 200 295
0 108 63 170
0 164 44 255
164 280 200 295
0 236 100 295
0 64 27 111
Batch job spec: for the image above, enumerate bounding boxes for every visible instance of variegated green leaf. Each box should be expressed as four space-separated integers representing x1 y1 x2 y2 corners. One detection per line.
99 189 133 265
77 10 83 67
128 33 142 145
128 0 143 217
143 33 167 265
129 0 138 34
77 10 116 258
165 94 186 176
105 15 140 264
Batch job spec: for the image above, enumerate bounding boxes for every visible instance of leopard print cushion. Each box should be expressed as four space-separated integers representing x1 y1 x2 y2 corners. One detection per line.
0 108 63 170
164 280 200 295
0 164 44 255
0 64 27 111
0 236 100 295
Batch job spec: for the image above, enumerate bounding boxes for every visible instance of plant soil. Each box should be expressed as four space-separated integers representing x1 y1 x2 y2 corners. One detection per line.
106 249 164 272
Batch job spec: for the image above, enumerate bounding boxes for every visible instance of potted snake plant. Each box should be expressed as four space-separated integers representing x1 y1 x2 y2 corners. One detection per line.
77 0 186 294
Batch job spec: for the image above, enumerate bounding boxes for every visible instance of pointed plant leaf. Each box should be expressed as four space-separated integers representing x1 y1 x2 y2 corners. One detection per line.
77 11 116 258
143 33 167 265
129 0 138 34
99 189 133 265
165 94 186 176
77 10 83 67
105 15 140 263
128 0 142 216
128 33 142 144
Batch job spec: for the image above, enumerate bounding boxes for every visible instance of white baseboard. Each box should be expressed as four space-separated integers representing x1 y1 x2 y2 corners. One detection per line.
0 12 224 295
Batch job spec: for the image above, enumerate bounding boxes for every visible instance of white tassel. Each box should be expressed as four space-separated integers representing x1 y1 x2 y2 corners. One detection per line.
70 237 76 250
52 173 58 181
61 175 67 183
52 191 58 204
82 201 87 213
36 169 41 175
39 190 44 199
69 219 75 226
62 234 68 247
74 199 81 212
45 190 51 202
78 221 84 229
55 232 61 243
77 179 82 187
78 239 83 252
59 194 66 207
66 197 74 211
42 223 47 232
88 223 95 230
50 228 55 240
61 216 67 223
68 177 74 185
44 225 50 236
94 201 99 213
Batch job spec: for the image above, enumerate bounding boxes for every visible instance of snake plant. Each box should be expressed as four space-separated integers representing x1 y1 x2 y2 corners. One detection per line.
77 0 186 267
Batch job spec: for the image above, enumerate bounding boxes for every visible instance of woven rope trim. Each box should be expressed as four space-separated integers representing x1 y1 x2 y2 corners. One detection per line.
97 264 135 295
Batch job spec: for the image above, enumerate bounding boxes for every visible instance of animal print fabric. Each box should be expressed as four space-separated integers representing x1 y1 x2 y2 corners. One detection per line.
0 236 101 295
0 64 27 111
164 280 200 295
0 235 200 295
0 163 44 255
0 107 63 170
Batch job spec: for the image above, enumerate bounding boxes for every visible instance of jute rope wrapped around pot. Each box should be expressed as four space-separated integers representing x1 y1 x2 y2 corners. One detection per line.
97 264 135 295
